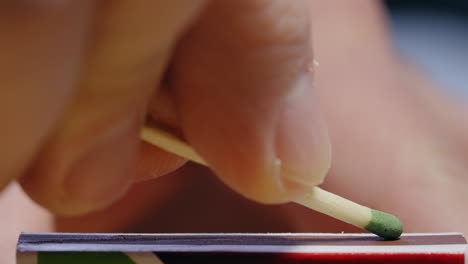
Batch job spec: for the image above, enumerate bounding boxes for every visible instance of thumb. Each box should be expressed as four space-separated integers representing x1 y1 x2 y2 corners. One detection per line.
167 0 331 203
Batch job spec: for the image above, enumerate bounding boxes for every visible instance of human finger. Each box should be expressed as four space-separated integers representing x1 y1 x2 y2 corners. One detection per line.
21 0 206 215
167 0 331 203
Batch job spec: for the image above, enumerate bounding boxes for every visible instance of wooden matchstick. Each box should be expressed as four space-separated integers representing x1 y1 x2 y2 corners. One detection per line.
141 125 403 240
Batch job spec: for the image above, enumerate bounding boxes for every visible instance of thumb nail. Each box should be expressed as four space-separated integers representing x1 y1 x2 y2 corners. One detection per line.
275 75 331 188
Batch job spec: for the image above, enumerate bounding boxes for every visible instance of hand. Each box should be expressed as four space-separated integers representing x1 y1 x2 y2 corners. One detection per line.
57 1 468 237
0 0 330 216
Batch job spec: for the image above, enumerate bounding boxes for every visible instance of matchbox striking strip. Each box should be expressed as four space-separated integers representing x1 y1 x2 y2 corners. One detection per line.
17 233 467 264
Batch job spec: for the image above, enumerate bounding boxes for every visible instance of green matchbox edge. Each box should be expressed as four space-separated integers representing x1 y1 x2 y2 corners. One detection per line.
365 209 403 240
38 252 136 264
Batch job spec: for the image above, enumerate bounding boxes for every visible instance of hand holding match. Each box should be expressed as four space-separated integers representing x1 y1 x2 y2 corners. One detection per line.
141 125 403 240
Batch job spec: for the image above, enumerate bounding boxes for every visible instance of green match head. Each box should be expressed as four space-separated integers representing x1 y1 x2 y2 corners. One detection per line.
365 209 403 240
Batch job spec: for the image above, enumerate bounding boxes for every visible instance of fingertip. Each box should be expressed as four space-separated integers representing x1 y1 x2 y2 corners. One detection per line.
136 141 188 181
168 0 323 204
20 115 140 216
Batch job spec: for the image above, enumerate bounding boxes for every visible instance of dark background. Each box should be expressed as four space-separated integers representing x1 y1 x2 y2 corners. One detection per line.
385 0 468 97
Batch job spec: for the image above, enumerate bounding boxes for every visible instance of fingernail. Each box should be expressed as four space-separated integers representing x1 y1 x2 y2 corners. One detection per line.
63 117 138 215
275 75 331 188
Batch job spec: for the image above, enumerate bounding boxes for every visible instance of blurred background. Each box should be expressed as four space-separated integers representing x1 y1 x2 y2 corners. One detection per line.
386 0 468 98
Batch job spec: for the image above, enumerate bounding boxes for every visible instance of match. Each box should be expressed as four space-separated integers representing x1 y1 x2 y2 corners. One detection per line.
140 125 403 240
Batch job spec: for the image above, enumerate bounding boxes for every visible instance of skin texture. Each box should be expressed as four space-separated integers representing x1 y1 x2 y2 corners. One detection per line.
1 1 467 264
3 0 329 216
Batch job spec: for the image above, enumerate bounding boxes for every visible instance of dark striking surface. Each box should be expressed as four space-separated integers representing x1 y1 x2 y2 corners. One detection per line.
18 233 467 252
156 252 465 264
36 251 466 264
